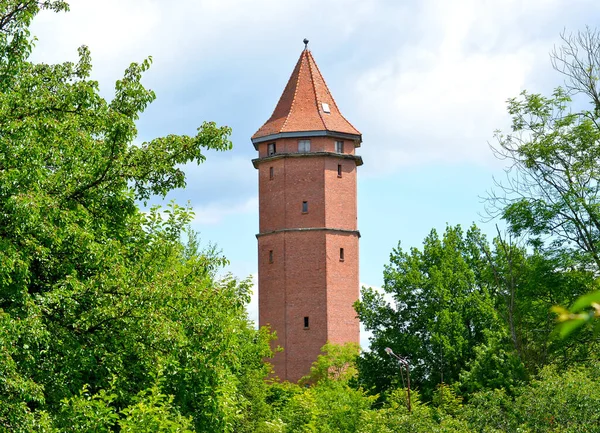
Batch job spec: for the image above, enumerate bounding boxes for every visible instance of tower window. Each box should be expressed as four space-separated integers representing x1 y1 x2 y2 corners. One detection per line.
337 164 342 177
269 250 274 264
304 316 310 329
269 166 274 180
268 142 276 155
302 201 308 213
335 141 344 153
298 140 311 153
340 248 345 261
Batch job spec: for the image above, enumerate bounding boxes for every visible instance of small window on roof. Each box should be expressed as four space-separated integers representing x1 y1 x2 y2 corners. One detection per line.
268 142 276 155
335 141 344 153
322 102 331 113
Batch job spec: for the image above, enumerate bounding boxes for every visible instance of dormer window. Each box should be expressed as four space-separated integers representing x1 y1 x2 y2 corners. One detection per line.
298 140 311 153
268 142 276 156
335 141 344 153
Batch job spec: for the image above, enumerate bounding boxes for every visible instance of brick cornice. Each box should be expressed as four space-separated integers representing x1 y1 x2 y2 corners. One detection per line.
251 130 362 148
256 227 360 238
252 151 363 168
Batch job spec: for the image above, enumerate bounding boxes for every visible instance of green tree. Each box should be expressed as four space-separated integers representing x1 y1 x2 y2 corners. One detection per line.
300 342 360 385
487 28 600 268
263 343 375 433
477 234 597 374
486 27 600 340
0 2 273 431
461 363 600 433
356 225 504 398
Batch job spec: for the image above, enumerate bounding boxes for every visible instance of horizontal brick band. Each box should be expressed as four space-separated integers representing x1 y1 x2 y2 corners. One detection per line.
252 151 363 168
251 130 362 148
256 227 361 238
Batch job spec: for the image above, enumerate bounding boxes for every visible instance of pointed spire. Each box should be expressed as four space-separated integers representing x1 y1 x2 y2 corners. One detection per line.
252 47 361 144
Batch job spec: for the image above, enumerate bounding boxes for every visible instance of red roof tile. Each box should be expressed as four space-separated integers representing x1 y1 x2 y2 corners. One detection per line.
252 49 361 142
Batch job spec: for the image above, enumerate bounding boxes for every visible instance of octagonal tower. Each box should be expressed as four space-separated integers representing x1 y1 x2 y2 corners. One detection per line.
252 44 362 382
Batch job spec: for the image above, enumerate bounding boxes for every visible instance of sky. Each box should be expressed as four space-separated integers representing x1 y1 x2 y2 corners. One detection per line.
29 0 600 348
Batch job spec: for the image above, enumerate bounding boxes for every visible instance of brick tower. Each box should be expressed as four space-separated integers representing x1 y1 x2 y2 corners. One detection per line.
252 44 362 382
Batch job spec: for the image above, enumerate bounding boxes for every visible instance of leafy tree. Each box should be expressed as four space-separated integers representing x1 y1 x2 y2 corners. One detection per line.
263 343 375 433
0 2 273 431
461 363 600 433
486 28 600 267
479 234 597 373
485 27 600 343
356 225 504 398
358 388 474 433
553 289 600 337
300 342 360 385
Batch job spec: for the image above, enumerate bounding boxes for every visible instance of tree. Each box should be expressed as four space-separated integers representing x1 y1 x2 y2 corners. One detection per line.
263 343 375 433
478 234 597 373
0 2 273 431
486 27 600 340
486 27 600 268
300 342 360 385
355 225 504 398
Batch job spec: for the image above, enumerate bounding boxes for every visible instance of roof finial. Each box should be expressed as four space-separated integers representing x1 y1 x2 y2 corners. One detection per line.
303 38 309 50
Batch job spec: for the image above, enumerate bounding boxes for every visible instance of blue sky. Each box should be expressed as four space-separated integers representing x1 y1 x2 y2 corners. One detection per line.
30 0 600 347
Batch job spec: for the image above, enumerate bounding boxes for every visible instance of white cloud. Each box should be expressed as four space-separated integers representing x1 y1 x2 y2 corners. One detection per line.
353 0 569 174
29 0 596 181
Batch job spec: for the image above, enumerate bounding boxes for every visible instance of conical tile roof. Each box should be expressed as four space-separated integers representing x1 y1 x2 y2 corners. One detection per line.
252 49 361 143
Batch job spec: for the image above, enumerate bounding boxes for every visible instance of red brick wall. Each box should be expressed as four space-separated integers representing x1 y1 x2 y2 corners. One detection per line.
256 136 360 382
257 136 356 158
324 157 357 230
326 232 360 346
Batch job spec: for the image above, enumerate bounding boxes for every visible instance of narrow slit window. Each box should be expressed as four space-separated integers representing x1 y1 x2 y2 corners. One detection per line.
335 140 344 153
304 316 309 329
340 248 345 261
269 166 274 180
269 250 274 264
302 201 308 213
337 164 342 177
268 142 276 156
298 140 311 153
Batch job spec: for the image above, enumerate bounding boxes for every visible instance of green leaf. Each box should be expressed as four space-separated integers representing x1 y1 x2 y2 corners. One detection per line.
570 290 600 313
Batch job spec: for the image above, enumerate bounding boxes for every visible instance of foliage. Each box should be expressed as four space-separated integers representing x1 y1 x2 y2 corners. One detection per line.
264 344 375 433
300 342 360 385
264 353 600 433
0 2 273 431
488 86 600 267
486 29 600 269
356 225 504 398
462 364 600 433
514 364 600 433
358 388 474 433
484 26 600 344
553 289 600 337
460 388 519 433
458 334 527 395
